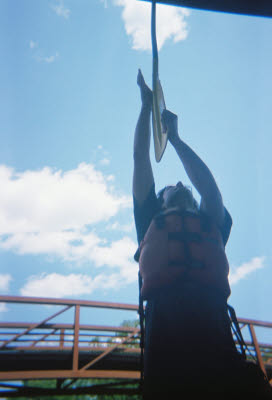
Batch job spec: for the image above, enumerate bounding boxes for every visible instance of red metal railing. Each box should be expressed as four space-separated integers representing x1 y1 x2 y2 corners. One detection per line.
0 295 271 385
0 295 141 381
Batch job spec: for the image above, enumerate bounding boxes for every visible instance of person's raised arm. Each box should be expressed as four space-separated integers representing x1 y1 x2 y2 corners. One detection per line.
162 109 224 226
133 70 155 205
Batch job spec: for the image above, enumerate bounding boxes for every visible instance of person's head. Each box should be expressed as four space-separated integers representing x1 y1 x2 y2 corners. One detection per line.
157 181 199 212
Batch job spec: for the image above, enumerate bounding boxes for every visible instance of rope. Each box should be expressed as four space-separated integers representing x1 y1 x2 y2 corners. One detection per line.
138 272 145 391
151 0 167 162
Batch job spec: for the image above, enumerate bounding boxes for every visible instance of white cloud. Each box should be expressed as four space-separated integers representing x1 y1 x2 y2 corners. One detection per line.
114 0 190 51
29 41 59 64
100 158 110 166
20 268 137 298
0 163 137 287
0 163 130 236
1 230 98 259
91 236 136 271
0 274 12 292
0 303 8 313
106 220 133 233
43 53 59 63
229 256 265 285
21 273 99 297
106 175 115 182
35 52 59 64
100 0 108 8
29 40 38 49
0 274 12 313
52 0 71 19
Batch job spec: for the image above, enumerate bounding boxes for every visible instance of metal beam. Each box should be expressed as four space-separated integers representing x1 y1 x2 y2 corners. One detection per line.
139 0 272 18
0 295 271 398
0 321 141 332
249 324 267 377
0 370 140 380
80 328 140 371
0 305 71 350
0 295 139 311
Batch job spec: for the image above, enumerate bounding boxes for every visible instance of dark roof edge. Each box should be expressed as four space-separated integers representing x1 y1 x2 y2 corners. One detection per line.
139 0 272 18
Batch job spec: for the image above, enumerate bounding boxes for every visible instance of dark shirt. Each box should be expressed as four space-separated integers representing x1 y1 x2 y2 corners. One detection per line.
133 184 232 259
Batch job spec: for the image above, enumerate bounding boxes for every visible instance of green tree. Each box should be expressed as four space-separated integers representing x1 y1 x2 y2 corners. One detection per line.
12 378 141 400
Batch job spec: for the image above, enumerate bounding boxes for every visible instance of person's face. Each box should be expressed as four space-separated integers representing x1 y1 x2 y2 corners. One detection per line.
162 181 185 208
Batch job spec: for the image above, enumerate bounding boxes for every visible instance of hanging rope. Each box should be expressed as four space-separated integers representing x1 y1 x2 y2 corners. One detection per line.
137 2 168 392
151 0 168 162
151 0 159 88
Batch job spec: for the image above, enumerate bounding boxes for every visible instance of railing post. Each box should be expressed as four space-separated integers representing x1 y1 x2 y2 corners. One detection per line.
72 305 80 372
248 323 267 377
60 329 65 349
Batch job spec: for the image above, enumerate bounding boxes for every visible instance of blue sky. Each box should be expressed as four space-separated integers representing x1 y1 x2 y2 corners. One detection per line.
0 0 272 329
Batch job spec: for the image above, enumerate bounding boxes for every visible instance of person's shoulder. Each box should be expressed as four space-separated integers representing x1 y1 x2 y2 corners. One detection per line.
223 207 232 229
133 184 157 209
133 184 160 245
199 206 232 246
221 207 232 246
212 207 232 246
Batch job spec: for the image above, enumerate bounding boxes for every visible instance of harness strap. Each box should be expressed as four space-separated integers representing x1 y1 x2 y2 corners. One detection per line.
138 271 145 389
168 231 220 246
168 231 202 242
227 304 247 360
181 214 193 269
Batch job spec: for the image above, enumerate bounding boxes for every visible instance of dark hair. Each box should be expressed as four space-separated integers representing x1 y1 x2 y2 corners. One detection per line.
157 184 199 211
157 186 170 209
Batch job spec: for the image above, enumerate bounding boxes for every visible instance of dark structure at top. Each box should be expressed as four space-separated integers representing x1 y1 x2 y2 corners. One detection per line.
140 0 272 18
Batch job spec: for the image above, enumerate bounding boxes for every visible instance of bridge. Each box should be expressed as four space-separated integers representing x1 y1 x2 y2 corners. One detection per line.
0 295 271 397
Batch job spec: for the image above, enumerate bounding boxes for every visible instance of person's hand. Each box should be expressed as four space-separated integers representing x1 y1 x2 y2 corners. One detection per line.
137 69 152 109
161 109 179 144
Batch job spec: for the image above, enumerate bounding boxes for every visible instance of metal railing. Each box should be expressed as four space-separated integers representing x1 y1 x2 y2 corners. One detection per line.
235 316 272 378
0 295 271 395
0 295 141 382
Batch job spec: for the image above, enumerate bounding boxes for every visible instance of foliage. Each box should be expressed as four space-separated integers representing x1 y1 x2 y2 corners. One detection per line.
11 378 141 400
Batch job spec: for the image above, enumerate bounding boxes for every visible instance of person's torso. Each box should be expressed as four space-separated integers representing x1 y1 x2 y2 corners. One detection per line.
139 208 231 299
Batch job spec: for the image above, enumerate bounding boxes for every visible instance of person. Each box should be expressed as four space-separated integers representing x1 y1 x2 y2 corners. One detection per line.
133 69 272 398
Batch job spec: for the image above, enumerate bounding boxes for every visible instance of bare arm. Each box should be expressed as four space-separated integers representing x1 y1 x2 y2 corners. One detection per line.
133 70 155 205
162 109 224 226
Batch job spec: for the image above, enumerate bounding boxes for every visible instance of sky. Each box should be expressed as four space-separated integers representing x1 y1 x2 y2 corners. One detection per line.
0 0 272 333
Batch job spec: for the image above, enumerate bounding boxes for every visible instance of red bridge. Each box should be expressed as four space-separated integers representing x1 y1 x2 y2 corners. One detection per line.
0 295 271 397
